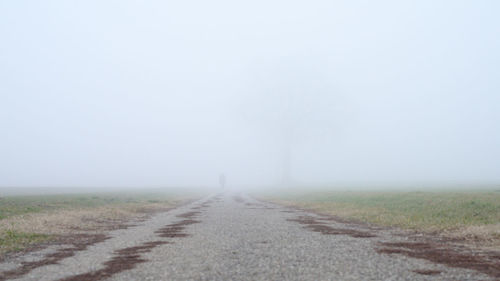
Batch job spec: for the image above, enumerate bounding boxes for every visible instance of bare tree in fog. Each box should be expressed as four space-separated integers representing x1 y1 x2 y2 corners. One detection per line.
246 60 337 185
279 93 294 185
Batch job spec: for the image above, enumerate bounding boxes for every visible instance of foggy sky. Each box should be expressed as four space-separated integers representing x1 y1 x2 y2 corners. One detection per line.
1 0 499 188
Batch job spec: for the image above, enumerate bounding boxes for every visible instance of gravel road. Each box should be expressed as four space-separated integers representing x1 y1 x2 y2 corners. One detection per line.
1 193 496 281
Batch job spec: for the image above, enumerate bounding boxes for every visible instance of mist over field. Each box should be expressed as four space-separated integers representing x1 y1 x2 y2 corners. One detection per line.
1 1 499 191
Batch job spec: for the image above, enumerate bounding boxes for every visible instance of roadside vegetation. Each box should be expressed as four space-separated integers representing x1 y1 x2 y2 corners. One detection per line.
0 191 198 254
259 189 500 247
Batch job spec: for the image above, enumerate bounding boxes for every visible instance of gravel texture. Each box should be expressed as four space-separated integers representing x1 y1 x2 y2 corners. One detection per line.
1 192 495 281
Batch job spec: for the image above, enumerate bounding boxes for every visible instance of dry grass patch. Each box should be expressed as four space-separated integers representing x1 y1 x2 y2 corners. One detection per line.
0 192 198 254
3 206 135 235
0 204 166 254
443 224 500 249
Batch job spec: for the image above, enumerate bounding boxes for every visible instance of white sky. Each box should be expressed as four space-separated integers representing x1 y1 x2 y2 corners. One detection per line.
1 0 499 188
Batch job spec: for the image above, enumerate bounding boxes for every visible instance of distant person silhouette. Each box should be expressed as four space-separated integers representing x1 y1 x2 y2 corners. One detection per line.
219 173 226 189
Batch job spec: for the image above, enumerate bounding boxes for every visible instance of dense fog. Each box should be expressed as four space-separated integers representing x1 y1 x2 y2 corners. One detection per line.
1 1 499 190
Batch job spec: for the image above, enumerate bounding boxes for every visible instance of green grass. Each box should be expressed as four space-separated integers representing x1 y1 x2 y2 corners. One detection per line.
0 192 181 220
260 190 500 231
0 230 50 253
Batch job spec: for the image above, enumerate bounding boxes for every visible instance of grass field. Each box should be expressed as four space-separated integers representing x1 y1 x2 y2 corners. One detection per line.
258 189 500 247
0 192 185 220
0 190 199 254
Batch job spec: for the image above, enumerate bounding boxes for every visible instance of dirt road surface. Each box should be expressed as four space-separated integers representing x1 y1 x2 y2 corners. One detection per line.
1 193 498 281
